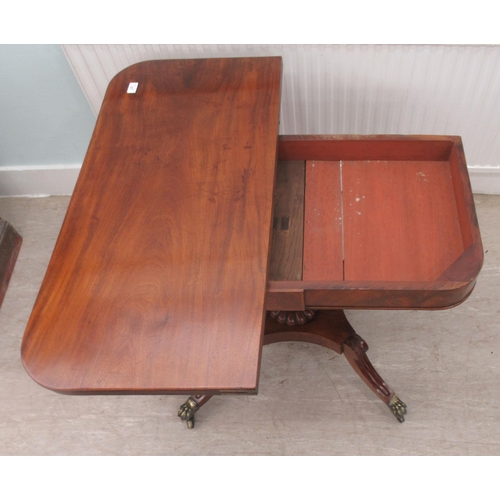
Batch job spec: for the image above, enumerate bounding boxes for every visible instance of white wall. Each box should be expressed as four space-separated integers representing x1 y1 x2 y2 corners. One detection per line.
0 45 95 167
0 45 95 197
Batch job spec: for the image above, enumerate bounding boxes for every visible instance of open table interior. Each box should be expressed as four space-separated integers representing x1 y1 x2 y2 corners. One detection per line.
267 135 482 311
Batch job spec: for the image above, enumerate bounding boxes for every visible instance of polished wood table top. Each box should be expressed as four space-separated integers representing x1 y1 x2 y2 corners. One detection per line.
22 57 282 395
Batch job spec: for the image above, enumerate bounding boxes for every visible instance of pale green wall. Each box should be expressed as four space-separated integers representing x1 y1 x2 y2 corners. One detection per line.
0 44 96 166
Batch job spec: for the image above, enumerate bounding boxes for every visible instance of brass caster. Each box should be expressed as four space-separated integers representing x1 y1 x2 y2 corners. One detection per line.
178 397 199 429
387 395 407 423
270 310 315 326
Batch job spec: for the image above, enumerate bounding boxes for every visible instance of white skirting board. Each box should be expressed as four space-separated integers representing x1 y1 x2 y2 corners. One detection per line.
0 164 499 198
0 165 81 197
468 167 500 195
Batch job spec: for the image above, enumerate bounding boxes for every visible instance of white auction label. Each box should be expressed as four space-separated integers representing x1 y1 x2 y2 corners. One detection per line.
127 82 139 93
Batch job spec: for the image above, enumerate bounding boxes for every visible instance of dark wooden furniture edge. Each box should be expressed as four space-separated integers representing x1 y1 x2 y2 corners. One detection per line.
266 279 477 310
0 219 22 309
277 134 455 161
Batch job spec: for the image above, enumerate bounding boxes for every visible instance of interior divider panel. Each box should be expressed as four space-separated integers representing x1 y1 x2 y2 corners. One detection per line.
303 160 343 281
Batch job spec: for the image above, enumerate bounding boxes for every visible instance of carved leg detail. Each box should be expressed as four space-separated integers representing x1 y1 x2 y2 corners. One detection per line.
178 394 213 429
264 311 406 422
270 309 315 326
342 333 406 423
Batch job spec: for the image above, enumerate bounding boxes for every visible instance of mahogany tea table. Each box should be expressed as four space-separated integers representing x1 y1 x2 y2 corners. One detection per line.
21 57 483 429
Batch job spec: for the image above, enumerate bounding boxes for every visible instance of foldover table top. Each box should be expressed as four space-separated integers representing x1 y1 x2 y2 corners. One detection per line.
22 57 282 395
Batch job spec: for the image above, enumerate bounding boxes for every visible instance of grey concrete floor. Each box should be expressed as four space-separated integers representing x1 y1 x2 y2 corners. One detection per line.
0 194 499 456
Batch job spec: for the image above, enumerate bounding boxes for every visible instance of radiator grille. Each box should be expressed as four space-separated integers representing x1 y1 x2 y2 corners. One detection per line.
62 44 500 167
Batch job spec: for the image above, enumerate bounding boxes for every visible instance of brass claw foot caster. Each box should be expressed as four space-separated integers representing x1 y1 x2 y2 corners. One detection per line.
387 395 407 423
178 397 200 429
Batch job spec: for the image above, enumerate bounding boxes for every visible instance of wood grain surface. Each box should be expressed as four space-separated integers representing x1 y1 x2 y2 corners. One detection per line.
22 57 282 394
342 160 464 281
